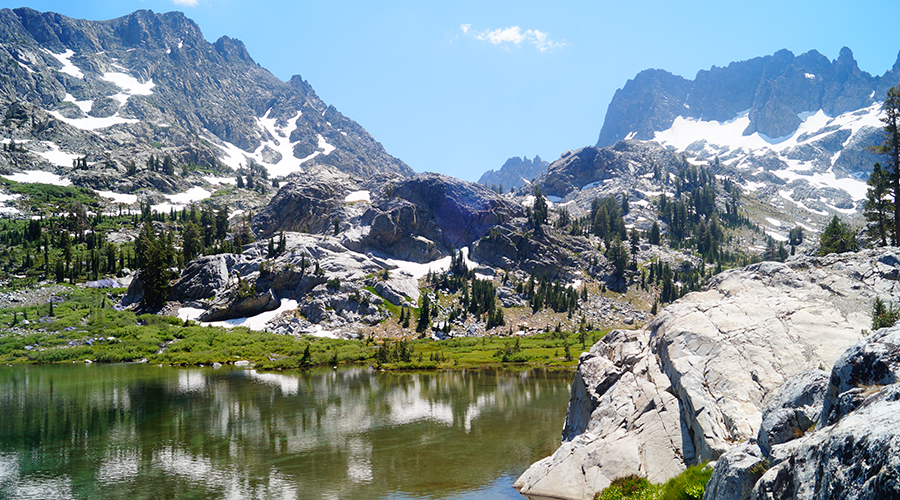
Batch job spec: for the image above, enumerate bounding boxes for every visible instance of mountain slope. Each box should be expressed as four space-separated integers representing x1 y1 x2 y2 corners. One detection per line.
587 47 900 230
0 7 411 198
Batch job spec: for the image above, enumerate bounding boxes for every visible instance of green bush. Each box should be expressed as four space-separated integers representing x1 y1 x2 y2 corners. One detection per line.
595 464 712 500
873 297 900 329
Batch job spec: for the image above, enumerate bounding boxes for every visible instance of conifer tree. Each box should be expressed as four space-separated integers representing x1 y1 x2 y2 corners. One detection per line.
876 85 900 243
864 162 893 246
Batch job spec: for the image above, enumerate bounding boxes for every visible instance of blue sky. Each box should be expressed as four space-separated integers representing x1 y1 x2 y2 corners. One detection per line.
2 1 900 181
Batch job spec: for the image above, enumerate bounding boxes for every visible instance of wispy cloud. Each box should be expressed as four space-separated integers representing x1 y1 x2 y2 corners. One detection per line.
460 24 565 52
171 0 200 6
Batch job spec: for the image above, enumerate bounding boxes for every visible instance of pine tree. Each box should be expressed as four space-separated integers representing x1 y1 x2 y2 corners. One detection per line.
818 216 859 256
864 162 893 246
532 187 549 227
649 220 661 246
876 85 900 243
416 294 431 333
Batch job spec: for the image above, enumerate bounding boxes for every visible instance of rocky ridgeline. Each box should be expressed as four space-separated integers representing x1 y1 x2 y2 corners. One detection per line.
597 47 896 149
515 248 900 500
0 7 410 200
478 155 549 192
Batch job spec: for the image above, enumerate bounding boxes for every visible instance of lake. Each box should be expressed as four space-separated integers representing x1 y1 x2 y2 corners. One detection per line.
0 364 572 499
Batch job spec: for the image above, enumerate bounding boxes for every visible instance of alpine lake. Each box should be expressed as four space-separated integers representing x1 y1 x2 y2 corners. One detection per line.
0 363 572 499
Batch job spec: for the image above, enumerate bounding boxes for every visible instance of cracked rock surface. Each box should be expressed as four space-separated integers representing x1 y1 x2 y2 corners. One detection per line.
516 248 900 500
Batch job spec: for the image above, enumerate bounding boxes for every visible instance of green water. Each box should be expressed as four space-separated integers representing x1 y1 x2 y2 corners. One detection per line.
0 364 572 499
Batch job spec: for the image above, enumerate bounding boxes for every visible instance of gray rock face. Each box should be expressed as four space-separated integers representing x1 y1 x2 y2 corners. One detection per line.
703 443 766 500
752 384 900 500
477 155 549 192
820 327 900 427
252 165 362 239
199 288 279 322
470 220 591 279
756 369 828 457
597 47 882 148
360 173 524 262
517 248 900 500
169 254 234 301
514 328 693 499
373 277 419 306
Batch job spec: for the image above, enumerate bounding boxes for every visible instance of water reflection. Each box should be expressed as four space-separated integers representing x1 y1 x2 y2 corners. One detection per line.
0 364 571 499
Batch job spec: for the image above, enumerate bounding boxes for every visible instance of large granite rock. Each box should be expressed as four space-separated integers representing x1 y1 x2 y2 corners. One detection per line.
199 288 279 322
703 370 828 500
703 443 766 500
169 253 235 301
819 326 900 427
750 327 900 500
517 248 900 500
514 329 692 499
359 173 524 262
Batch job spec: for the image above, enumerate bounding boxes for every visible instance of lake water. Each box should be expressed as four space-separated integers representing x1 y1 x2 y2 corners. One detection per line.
0 364 572 499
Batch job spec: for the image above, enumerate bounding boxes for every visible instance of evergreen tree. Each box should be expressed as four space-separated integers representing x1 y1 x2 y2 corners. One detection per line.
876 85 900 243
136 222 173 310
649 220 661 245
182 221 202 263
606 238 629 281
531 187 549 227
864 162 893 246
818 216 859 256
416 294 431 333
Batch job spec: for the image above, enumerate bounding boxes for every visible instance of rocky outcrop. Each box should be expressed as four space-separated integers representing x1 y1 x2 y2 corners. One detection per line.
514 329 691 499
169 254 234 301
470 221 593 279
359 173 525 262
252 165 362 239
373 276 420 306
517 248 900 500
748 327 900 500
199 288 279 322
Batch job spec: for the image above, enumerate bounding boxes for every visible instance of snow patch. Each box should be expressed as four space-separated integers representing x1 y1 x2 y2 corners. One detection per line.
765 230 789 242
50 110 138 130
389 248 478 281
151 187 211 213
97 190 138 205
202 175 238 186
178 299 299 332
1 170 71 186
35 142 80 168
47 49 83 78
344 190 371 203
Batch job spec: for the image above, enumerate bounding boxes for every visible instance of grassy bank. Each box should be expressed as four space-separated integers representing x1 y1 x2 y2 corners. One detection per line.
596 464 713 500
0 286 604 370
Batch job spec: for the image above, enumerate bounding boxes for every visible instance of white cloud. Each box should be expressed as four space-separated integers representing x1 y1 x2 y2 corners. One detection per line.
171 0 199 6
461 24 565 52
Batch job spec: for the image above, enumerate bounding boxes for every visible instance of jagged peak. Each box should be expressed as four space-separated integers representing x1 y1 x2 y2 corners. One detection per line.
213 35 254 64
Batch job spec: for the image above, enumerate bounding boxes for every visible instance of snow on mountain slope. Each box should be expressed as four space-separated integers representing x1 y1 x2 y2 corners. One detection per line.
210 109 338 177
652 103 883 215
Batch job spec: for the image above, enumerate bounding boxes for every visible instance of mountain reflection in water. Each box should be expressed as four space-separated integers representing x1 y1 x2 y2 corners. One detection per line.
0 364 571 499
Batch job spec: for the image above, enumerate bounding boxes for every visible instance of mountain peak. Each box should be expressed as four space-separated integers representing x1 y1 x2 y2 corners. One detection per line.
597 47 882 147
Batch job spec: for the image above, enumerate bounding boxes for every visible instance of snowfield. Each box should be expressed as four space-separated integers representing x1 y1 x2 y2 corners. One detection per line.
214 108 338 178
1 170 71 186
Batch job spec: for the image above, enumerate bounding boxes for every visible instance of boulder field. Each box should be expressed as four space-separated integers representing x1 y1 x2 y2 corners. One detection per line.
515 248 900 500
